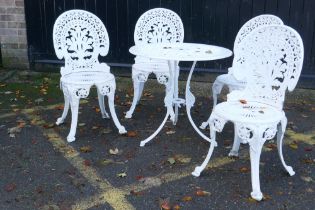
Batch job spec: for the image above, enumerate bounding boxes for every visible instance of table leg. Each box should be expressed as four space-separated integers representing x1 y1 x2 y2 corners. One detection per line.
185 61 216 144
139 60 176 147
173 61 180 125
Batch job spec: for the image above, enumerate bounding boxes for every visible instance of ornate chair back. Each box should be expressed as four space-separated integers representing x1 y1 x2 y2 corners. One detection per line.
134 8 184 46
232 25 304 110
53 10 109 75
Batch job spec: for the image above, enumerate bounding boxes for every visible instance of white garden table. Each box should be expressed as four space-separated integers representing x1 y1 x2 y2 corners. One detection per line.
129 43 232 146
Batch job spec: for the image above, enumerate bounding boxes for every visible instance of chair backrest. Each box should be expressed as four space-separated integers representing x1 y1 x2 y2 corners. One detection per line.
134 8 184 45
234 15 283 53
53 10 109 74
232 25 304 110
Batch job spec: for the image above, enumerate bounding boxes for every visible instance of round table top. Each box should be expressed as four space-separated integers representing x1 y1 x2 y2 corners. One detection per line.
129 43 232 61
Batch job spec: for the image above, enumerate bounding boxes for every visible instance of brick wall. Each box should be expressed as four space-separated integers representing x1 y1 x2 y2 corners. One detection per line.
0 0 29 69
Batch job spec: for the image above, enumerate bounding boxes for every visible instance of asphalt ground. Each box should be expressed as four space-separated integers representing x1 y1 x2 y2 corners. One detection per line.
0 70 314 210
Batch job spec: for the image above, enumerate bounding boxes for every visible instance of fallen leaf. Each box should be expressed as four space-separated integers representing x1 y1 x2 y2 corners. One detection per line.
239 167 250 173
4 183 16 192
35 98 44 104
304 147 312 152
55 105 64 110
301 158 314 164
109 148 119 155
92 126 99 130
263 194 272 201
36 186 44 194
101 128 112 134
166 130 176 135
247 197 258 203
173 204 181 210
4 91 13 95
130 190 144 196
195 189 211 196
78 123 86 127
266 143 277 149
43 123 55 129
159 198 170 210
117 172 127 178
8 126 22 138
289 143 298 150
98 158 115 166
239 99 247 104
83 160 91 166
135 175 144 181
182 196 192 202
301 176 313 182
174 154 191 164
80 146 92 153
126 130 138 137
167 157 176 165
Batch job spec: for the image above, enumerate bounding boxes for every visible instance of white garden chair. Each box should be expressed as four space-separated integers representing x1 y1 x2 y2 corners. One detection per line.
125 8 184 119
211 15 283 107
193 25 304 201
53 10 127 142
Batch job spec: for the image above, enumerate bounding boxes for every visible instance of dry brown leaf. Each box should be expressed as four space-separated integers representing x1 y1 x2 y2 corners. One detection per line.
195 189 211 196
173 204 181 210
126 130 138 137
239 167 250 173
182 196 192 202
80 146 92 153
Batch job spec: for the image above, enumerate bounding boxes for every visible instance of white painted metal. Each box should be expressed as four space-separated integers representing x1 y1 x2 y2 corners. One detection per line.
125 8 184 119
129 43 232 146
211 15 283 107
193 25 304 201
53 10 127 142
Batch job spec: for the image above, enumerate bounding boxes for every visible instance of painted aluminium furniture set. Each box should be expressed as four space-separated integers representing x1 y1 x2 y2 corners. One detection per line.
52 8 304 201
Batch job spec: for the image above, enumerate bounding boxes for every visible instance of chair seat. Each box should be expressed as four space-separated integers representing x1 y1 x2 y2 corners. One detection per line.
61 71 115 85
216 73 246 86
214 101 284 124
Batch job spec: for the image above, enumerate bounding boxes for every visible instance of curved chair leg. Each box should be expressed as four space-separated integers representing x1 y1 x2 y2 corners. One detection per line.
192 123 217 177
108 92 127 134
277 117 295 176
56 93 70 125
97 89 110 119
248 130 265 201
212 79 224 108
67 96 80 142
137 82 145 103
200 80 224 130
125 79 141 119
229 124 241 157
